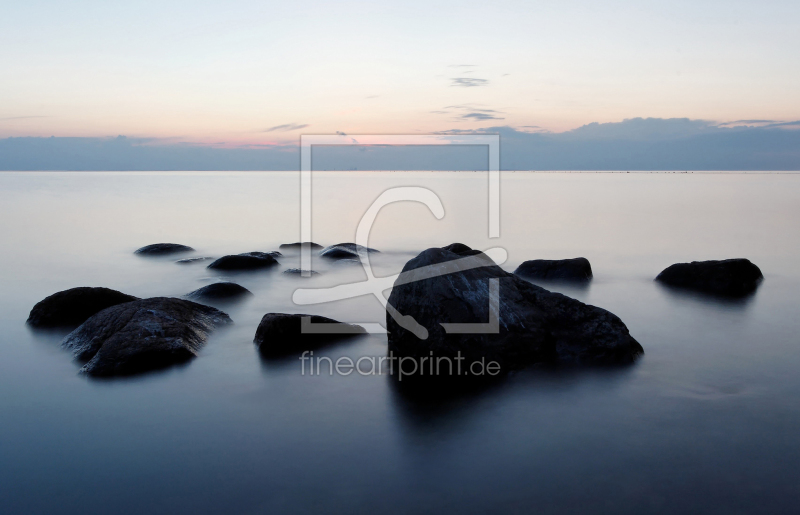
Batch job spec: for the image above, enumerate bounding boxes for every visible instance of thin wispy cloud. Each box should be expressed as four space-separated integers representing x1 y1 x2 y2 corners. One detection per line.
264 123 309 132
764 120 800 129
460 112 503 121
450 77 489 87
434 104 505 121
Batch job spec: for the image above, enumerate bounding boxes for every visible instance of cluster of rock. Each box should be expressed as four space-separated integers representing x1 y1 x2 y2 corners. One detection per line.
27 240 763 381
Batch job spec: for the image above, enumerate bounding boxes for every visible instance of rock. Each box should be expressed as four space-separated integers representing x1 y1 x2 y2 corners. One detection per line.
254 313 366 357
62 297 231 377
514 257 593 282
320 243 380 260
134 243 194 255
27 287 139 328
186 282 252 301
656 259 763 296
283 268 320 276
280 242 324 250
207 252 280 271
176 257 215 264
386 244 642 379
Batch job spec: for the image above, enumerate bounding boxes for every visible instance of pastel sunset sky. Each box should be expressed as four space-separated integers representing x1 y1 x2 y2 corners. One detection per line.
2 0 798 146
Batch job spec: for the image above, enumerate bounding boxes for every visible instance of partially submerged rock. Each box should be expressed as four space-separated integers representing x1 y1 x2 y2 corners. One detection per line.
176 257 214 264
62 297 231 377
134 243 194 255
320 243 380 260
207 252 280 271
283 268 320 276
27 287 138 328
254 313 365 357
514 257 593 282
280 242 324 250
386 244 642 380
186 282 252 301
656 259 763 296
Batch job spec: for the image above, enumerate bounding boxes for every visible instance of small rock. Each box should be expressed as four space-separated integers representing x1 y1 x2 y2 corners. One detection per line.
656 259 763 296
176 257 215 264
514 257 593 282
207 252 279 271
254 313 366 356
62 297 231 377
320 243 380 260
134 243 194 255
27 287 138 328
186 282 252 300
283 268 320 276
280 242 324 250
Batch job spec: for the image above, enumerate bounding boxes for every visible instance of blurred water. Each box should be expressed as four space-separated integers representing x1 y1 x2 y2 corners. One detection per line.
0 171 799 514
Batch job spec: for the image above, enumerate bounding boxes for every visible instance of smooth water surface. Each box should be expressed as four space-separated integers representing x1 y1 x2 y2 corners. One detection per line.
1 171 799 514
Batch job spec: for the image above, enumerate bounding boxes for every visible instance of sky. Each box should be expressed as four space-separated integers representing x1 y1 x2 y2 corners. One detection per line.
2 0 799 148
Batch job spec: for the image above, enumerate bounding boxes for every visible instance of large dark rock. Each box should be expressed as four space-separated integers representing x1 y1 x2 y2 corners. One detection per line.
280 242 323 250
386 244 642 379
62 298 231 377
27 287 138 328
134 243 194 255
254 313 365 357
207 252 280 271
514 257 593 282
320 243 380 260
656 259 763 296
186 282 252 301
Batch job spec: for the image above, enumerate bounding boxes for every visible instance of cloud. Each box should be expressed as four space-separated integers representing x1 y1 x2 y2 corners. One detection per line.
460 112 504 121
450 77 488 87
435 104 505 121
763 120 800 129
6 118 800 171
564 117 719 141
718 119 776 125
448 64 476 68
264 123 309 132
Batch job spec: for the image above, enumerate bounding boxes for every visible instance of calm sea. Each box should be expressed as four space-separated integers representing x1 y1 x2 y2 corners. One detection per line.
1 171 799 514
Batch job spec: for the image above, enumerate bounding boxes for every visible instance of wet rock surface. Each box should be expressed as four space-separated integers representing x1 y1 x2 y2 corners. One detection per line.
514 257 593 282
386 244 642 379
254 313 366 357
62 297 231 377
27 287 139 329
656 259 763 296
